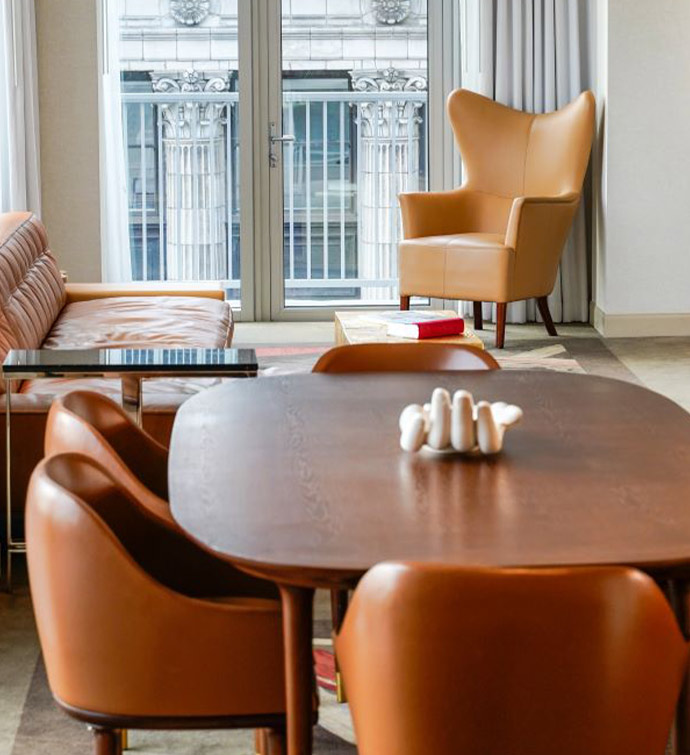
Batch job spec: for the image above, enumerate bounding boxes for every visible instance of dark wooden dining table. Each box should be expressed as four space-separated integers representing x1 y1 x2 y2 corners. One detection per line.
168 371 690 755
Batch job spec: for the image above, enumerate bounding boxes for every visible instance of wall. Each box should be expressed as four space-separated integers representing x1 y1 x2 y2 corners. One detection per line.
593 0 690 336
35 0 101 282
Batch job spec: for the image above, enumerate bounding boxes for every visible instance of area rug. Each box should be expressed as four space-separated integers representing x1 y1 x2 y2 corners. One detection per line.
10 654 355 755
256 337 640 383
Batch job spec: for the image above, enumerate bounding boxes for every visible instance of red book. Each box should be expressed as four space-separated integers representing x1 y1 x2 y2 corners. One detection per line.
387 316 465 339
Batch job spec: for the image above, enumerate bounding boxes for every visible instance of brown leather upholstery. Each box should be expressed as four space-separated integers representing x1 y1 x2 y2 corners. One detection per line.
45 391 171 522
0 212 234 533
0 213 66 390
42 296 233 351
43 391 277 600
399 89 595 346
313 342 499 373
26 453 287 721
336 562 688 755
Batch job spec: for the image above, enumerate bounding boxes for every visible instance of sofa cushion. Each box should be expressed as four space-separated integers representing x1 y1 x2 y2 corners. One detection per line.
42 295 234 350
0 212 66 360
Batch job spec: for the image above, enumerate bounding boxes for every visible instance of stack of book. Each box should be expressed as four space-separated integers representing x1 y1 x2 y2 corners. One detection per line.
360 312 465 340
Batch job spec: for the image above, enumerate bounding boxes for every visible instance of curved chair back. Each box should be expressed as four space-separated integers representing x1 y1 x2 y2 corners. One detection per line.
313 343 498 373
336 562 687 755
45 391 170 522
26 453 286 720
44 393 278 601
448 88 595 202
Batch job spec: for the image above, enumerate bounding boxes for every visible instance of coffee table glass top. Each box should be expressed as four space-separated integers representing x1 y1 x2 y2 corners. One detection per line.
2 347 258 376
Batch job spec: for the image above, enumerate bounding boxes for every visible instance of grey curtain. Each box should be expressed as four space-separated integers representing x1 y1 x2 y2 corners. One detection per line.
460 0 590 324
0 0 41 214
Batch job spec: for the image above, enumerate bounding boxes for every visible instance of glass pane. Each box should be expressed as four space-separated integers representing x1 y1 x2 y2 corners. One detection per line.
114 0 241 307
281 0 428 308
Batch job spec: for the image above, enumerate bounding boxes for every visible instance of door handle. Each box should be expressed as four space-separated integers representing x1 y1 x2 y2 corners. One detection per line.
269 122 295 168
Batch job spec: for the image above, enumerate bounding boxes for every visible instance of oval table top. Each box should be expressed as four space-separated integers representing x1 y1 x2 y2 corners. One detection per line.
169 371 690 588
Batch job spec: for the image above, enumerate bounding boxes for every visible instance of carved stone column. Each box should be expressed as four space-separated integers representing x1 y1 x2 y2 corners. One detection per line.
353 68 427 301
152 72 229 281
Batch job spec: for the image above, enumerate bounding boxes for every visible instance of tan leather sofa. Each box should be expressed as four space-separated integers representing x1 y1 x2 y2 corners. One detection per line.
0 211 234 529
399 88 595 348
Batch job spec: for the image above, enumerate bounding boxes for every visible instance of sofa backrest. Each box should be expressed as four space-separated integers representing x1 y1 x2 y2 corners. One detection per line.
0 213 66 380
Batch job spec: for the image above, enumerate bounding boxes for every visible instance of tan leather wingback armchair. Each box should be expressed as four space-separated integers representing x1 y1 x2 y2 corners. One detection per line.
399 89 595 347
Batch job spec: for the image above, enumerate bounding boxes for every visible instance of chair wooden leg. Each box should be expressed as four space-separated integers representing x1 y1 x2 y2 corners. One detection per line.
91 727 122 755
256 729 268 755
473 301 483 330
495 303 507 349
400 295 410 311
266 727 286 755
536 296 558 337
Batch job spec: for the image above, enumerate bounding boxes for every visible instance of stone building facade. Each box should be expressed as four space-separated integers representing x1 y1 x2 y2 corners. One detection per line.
118 0 428 301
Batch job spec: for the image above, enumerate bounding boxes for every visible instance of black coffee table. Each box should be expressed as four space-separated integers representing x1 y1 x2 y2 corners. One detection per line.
1 347 258 588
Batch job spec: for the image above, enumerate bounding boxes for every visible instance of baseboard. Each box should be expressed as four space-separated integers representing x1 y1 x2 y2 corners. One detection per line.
592 305 690 337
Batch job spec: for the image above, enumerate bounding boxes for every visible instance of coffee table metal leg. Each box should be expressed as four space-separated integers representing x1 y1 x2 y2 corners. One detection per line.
279 585 316 755
4 381 11 589
121 376 142 427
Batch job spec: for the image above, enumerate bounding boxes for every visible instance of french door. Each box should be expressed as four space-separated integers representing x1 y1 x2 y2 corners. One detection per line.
250 0 453 321
108 0 457 321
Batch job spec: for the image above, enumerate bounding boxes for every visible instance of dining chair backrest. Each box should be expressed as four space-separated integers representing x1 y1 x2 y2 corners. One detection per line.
44 393 278 601
26 452 286 721
45 390 170 521
312 343 499 373
336 562 688 755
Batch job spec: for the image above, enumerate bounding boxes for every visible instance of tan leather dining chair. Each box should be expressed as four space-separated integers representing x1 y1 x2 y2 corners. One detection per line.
26 453 289 755
313 342 499 373
44 390 278 601
45 390 171 524
314 342 498 701
336 562 688 755
399 88 595 348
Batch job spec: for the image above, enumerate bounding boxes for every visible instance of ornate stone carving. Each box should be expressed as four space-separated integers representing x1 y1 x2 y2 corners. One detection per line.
151 72 231 281
352 69 427 301
152 71 229 95
170 0 210 27
371 0 411 25
353 66 427 93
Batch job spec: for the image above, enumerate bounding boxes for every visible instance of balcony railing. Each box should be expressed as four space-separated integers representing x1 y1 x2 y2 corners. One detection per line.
121 88 428 304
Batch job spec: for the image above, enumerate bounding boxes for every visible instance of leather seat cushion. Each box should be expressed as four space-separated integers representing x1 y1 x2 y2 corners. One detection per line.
21 296 234 411
17 375 223 404
399 233 514 302
42 295 234 350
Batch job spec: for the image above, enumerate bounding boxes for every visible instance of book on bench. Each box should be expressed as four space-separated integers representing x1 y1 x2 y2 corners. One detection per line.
387 315 465 339
357 311 465 339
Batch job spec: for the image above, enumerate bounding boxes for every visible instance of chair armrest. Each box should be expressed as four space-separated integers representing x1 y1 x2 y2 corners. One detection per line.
504 193 581 300
504 193 580 250
399 188 479 239
64 281 226 304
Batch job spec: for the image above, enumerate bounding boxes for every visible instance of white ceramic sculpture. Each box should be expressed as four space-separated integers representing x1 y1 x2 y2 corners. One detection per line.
399 388 523 456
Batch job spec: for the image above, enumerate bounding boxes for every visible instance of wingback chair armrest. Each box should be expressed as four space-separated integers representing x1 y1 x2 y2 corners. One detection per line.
64 281 226 303
504 193 582 300
399 188 479 239
504 193 580 250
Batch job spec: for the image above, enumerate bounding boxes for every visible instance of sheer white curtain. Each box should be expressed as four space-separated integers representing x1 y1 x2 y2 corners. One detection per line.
99 0 132 282
460 0 590 323
0 0 41 214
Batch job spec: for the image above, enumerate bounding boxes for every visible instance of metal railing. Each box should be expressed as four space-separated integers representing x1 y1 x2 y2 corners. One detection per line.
121 89 428 302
